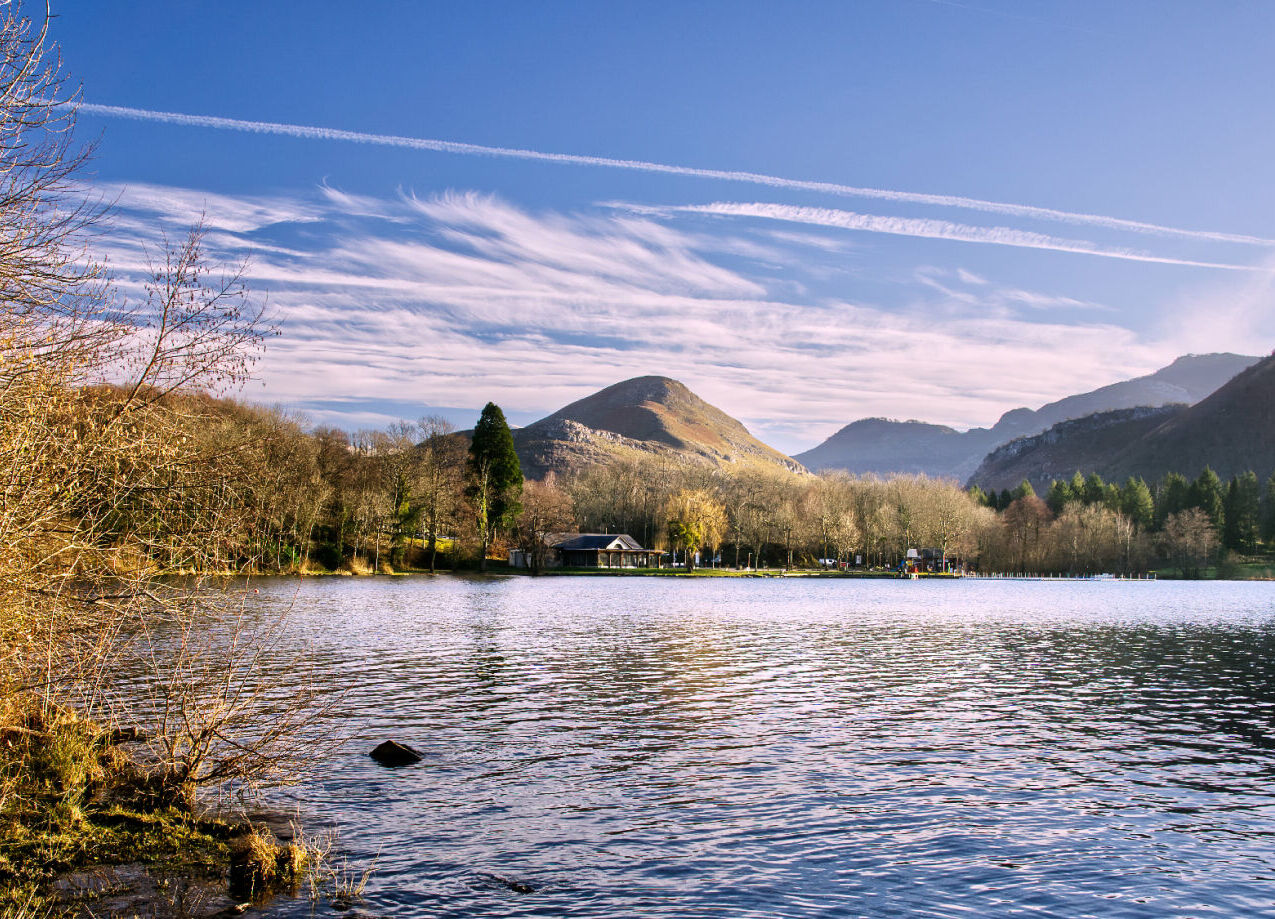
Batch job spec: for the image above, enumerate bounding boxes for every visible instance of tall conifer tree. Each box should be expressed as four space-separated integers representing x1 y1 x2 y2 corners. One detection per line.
1262 473 1275 546
1082 473 1107 506
1010 480 1035 502
1223 471 1260 553
466 402 523 571
1045 479 1073 515
1119 477 1154 531
1156 472 1190 529
1189 467 1226 534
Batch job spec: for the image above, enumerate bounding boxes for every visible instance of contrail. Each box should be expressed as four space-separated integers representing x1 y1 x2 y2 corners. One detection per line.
77 101 1275 248
644 201 1264 271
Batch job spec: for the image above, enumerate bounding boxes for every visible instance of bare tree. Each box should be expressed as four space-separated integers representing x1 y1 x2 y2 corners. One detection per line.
514 475 577 574
999 496 1054 574
112 220 271 420
0 3 115 381
1160 508 1218 578
415 416 464 572
137 592 343 807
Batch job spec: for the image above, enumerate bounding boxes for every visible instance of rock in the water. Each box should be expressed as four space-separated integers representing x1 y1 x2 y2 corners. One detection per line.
476 872 537 894
369 740 423 767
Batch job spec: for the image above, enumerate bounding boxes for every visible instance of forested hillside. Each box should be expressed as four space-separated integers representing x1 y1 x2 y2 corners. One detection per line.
798 353 1259 479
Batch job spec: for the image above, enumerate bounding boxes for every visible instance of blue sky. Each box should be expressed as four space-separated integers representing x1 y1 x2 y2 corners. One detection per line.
53 1 1275 452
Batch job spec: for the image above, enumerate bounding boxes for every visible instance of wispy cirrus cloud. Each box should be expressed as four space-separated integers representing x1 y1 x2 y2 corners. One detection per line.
76 101 1275 247
915 267 1108 312
87 181 1196 451
85 180 325 235
621 201 1270 271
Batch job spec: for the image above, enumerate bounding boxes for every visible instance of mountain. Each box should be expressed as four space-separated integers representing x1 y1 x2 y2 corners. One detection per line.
967 353 1275 493
966 405 1187 494
511 376 804 479
794 353 1260 480
1103 353 1275 484
792 418 1000 480
986 352 1264 442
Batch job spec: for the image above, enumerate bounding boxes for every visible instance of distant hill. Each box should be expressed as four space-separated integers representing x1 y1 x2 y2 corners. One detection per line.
966 405 1187 494
793 417 1000 480
794 353 1260 480
511 376 804 479
1103 353 1275 484
967 353 1275 492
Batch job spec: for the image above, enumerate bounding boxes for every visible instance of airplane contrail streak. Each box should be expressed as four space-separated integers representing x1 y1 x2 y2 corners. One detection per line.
76 101 1275 249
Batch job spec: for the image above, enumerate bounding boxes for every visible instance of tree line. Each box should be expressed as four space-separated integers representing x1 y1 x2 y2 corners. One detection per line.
112 395 1268 580
970 466 1275 577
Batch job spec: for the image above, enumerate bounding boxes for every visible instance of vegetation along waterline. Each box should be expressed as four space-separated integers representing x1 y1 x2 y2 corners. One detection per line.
0 4 355 912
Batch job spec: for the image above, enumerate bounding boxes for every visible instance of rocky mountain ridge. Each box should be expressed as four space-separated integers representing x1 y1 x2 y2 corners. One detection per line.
794 353 1260 479
967 353 1275 492
510 376 804 479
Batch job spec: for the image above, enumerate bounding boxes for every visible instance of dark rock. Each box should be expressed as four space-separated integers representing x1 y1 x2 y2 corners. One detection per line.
476 872 537 894
106 726 148 745
369 740 423 767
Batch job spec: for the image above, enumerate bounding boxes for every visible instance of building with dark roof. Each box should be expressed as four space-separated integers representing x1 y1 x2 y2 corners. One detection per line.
509 533 655 569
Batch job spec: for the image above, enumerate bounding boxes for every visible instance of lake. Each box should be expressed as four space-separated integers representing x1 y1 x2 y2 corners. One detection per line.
237 576 1275 917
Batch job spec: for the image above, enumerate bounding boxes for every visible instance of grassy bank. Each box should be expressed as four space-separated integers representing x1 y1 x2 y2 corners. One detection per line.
0 700 319 917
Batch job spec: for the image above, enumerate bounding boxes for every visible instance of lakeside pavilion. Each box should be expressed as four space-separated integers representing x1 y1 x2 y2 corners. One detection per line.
510 533 656 568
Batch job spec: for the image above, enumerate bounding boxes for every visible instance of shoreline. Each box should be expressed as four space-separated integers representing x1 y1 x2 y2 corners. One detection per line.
230 567 1275 582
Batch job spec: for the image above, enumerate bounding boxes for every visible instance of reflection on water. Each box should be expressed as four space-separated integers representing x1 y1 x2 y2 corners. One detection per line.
230 577 1275 917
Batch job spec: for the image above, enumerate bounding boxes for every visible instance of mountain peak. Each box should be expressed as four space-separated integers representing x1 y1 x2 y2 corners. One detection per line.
797 352 1261 480
514 377 800 478
570 375 689 406
530 375 736 446
967 352 1275 491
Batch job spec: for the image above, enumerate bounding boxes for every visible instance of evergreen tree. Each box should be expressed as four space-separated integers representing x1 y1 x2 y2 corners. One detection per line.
1082 472 1108 506
466 402 523 571
1045 479 1074 515
1069 471 1086 500
1010 479 1035 502
1155 472 1190 529
1223 471 1260 553
1263 473 1275 546
998 488 1012 511
1119 477 1154 531
1189 467 1226 533
967 485 991 508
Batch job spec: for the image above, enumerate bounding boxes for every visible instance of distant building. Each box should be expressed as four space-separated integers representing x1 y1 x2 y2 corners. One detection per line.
907 547 962 573
509 533 655 569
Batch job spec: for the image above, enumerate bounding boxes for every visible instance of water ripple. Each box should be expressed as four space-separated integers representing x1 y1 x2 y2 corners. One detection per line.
217 577 1275 917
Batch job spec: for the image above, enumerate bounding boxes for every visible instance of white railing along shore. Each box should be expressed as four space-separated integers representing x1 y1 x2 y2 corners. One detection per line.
964 571 1157 581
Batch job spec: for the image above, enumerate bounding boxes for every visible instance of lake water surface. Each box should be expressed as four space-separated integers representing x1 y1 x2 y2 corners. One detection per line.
241 576 1275 918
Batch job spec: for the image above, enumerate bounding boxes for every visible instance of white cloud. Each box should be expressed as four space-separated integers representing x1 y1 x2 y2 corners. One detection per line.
90 183 1196 452
85 181 324 234
632 202 1271 271
914 267 1108 313
1153 251 1275 356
